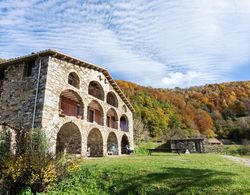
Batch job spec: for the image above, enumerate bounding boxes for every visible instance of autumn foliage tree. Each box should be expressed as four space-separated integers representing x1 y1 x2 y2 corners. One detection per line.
117 80 250 141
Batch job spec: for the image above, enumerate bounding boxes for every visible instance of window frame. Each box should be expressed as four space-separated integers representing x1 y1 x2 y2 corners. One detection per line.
0 68 5 80
68 72 80 89
24 60 36 77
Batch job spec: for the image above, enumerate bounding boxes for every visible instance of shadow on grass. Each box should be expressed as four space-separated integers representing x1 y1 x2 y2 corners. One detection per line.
107 167 242 194
148 153 181 156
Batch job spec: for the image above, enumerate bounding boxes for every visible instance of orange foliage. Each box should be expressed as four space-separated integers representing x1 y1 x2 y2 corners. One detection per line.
116 80 250 139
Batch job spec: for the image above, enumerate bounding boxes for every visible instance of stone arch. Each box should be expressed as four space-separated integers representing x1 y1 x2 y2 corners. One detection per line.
59 89 84 119
88 81 104 100
107 132 118 155
121 134 130 154
107 92 118 107
56 122 81 154
106 108 118 129
68 72 80 88
87 100 104 125
120 114 129 132
87 128 103 157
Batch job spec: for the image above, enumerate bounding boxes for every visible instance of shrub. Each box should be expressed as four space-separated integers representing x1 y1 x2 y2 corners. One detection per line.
0 124 80 194
238 145 250 155
204 144 250 156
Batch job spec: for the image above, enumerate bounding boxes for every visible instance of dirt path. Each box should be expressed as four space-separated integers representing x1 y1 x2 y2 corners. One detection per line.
223 155 250 167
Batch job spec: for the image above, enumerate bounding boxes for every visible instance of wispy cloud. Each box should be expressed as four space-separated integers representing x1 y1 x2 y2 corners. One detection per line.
0 0 250 88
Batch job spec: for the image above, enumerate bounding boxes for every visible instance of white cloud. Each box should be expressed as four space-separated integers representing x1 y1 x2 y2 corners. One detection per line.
161 71 204 88
0 0 250 88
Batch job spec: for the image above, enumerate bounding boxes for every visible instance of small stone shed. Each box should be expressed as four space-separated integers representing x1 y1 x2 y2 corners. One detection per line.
168 138 205 153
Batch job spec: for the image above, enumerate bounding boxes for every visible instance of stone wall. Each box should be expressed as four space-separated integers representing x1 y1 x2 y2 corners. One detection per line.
41 57 134 156
0 54 134 157
0 57 49 129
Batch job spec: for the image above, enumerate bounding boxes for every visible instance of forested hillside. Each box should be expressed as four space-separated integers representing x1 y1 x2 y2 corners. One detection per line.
117 80 250 142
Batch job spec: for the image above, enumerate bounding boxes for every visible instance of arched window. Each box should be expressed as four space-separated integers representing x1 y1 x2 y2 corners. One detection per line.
59 89 84 119
87 100 104 125
88 81 104 100
107 92 118 107
68 72 80 88
106 108 118 129
120 115 129 132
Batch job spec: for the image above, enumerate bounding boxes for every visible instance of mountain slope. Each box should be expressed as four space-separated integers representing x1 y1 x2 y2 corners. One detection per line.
117 80 250 141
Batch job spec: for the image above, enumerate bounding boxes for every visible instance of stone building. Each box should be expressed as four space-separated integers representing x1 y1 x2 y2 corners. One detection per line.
0 50 134 157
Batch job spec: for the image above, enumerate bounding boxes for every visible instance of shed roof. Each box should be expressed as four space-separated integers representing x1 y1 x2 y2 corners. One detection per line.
169 138 204 141
0 49 134 112
207 138 222 144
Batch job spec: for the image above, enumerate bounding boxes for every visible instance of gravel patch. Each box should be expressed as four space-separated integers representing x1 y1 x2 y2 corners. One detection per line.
223 155 250 167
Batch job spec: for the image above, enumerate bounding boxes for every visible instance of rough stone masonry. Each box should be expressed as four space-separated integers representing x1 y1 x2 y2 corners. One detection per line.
0 50 134 157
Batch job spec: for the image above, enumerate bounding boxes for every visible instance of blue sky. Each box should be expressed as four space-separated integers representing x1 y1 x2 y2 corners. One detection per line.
0 0 250 88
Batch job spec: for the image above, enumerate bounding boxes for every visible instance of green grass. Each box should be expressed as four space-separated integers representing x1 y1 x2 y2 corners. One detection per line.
46 153 250 195
134 141 163 155
241 155 250 159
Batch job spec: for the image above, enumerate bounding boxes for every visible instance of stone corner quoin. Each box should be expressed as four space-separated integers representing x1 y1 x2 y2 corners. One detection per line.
0 50 134 157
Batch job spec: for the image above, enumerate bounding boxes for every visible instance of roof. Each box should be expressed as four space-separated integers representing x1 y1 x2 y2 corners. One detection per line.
169 138 204 141
0 49 135 112
207 138 222 144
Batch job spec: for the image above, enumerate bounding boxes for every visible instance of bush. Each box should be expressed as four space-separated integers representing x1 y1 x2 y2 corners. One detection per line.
0 124 80 194
204 144 250 156
238 145 250 155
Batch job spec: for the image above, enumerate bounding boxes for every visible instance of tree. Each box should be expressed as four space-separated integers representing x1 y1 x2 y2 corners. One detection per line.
133 119 150 143
0 58 6 63
117 80 250 140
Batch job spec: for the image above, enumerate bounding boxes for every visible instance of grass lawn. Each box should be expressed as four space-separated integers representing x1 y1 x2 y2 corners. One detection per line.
46 153 250 195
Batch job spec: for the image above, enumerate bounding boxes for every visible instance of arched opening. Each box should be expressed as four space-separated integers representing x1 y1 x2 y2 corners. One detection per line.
56 122 81 154
106 108 118 129
107 132 118 155
88 81 104 100
68 72 80 88
120 115 129 132
59 89 84 119
87 128 103 157
121 134 130 154
107 92 118 107
87 100 104 125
